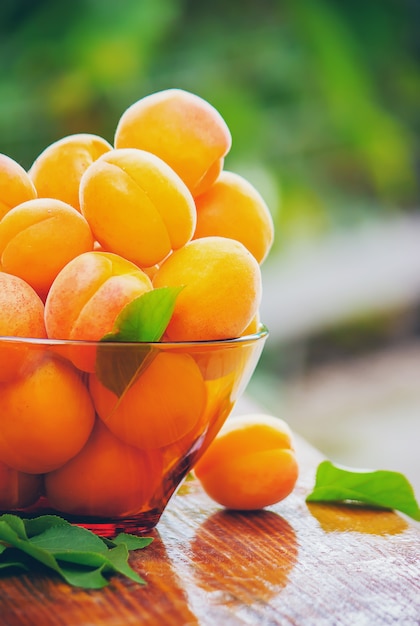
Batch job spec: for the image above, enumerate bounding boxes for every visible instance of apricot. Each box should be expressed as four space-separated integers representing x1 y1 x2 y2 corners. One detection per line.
0 459 42 509
241 312 261 336
44 250 152 343
0 198 94 299
45 251 154 372
193 414 299 510
44 420 163 518
194 171 275 264
0 356 95 474
153 236 262 341
0 272 46 382
79 148 196 268
0 153 37 219
28 133 112 211
114 88 232 196
89 351 207 449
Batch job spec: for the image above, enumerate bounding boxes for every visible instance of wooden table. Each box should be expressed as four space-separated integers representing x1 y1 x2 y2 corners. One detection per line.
1 426 419 625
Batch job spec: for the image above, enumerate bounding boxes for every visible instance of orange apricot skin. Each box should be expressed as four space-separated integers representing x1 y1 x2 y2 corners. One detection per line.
194 171 275 264
0 153 37 219
89 352 207 449
194 414 299 510
44 251 153 342
114 88 232 196
44 420 163 518
0 273 46 382
241 312 261 336
0 198 94 299
29 133 112 211
0 273 46 338
0 356 95 474
0 460 42 509
79 148 196 268
153 236 262 341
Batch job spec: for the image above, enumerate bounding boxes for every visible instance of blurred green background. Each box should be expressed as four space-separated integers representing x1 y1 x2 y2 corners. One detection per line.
1 0 418 248
1 0 419 486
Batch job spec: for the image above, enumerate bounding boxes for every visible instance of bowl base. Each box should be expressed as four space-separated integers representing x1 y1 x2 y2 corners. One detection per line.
2 498 162 537
75 511 162 537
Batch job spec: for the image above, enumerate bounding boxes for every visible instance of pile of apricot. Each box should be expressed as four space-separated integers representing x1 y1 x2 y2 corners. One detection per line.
0 88 295 517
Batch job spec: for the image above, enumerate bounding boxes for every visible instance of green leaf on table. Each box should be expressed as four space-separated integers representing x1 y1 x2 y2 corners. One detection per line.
29 524 109 555
306 460 420 521
0 514 28 539
24 515 71 538
102 543 146 585
96 286 183 396
110 532 154 551
0 548 31 573
0 514 153 589
53 562 110 589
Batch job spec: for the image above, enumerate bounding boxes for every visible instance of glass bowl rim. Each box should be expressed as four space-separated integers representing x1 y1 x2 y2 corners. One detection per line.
0 324 269 349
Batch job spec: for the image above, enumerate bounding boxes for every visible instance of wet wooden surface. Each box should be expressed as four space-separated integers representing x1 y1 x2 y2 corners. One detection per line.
0 430 419 625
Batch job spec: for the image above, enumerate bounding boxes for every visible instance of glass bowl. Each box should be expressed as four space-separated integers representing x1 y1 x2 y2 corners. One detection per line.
0 326 268 536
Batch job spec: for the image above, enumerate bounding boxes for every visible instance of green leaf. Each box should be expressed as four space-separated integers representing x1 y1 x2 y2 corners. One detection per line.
0 548 30 572
102 544 146 585
111 533 154 551
55 562 110 589
95 342 157 398
23 515 71 538
0 514 28 540
29 525 109 555
96 286 183 397
0 514 153 589
306 460 420 521
101 286 184 343
0 520 65 573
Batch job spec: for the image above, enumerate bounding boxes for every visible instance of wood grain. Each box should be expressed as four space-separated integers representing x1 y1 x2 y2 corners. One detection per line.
0 435 419 625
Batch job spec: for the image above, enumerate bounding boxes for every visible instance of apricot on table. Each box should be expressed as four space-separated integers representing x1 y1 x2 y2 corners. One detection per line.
0 198 94 300
0 272 46 382
0 459 42 509
79 148 197 268
28 133 112 211
0 153 37 220
153 236 262 341
194 171 275 264
114 88 232 196
193 414 299 510
44 420 163 518
89 351 207 450
0 356 95 474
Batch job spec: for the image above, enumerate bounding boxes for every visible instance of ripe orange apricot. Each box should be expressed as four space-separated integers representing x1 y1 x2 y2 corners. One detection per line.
28 133 112 211
0 459 42 509
114 88 232 196
241 312 261 336
79 148 196 268
89 351 207 449
44 420 163 518
45 250 152 343
0 153 37 219
0 356 95 474
193 414 299 510
194 171 275 264
0 272 46 382
0 198 94 299
152 236 262 341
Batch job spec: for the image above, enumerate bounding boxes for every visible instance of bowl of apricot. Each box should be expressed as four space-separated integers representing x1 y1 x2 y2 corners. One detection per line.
0 88 274 534
0 327 268 535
